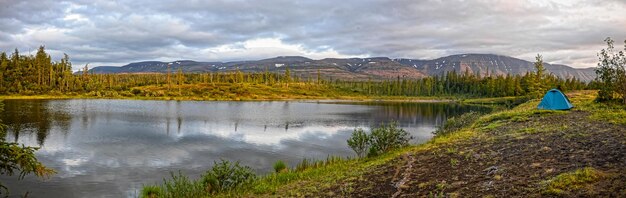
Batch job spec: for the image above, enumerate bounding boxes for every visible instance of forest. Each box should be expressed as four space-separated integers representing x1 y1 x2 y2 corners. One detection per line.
0 46 589 99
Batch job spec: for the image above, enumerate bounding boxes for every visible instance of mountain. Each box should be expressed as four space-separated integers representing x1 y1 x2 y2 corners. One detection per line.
87 56 426 80
394 54 596 81
86 54 596 81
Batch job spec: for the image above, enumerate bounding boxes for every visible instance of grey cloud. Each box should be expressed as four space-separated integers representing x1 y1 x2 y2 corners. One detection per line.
0 0 624 68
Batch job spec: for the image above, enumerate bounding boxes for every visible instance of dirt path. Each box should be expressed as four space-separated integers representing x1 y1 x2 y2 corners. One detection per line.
391 154 416 198
319 110 626 197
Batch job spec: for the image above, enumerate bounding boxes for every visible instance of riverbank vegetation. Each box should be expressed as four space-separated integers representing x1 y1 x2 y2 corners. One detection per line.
0 47 589 101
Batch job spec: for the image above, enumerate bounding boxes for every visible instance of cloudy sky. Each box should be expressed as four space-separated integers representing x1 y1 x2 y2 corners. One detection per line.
0 0 625 69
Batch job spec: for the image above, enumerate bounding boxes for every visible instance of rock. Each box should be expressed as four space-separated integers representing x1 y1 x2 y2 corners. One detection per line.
483 181 494 190
483 166 499 175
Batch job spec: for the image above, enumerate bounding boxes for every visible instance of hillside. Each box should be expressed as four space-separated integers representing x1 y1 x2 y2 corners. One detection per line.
87 54 596 81
396 54 596 81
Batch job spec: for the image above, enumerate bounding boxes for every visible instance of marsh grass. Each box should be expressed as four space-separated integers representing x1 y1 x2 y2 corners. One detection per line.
141 171 204 198
140 185 162 198
273 160 287 173
294 156 344 172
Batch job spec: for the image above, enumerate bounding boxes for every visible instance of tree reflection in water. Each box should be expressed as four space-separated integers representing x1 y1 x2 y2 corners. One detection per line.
1 100 71 146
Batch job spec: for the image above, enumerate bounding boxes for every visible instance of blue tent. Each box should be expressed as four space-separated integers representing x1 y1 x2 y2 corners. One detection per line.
537 89 573 110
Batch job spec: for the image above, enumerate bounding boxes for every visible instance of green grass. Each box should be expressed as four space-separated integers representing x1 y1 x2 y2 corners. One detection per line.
141 185 163 198
542 167 605 196
143 172 205 198
273 160 288 173
566 90 626 125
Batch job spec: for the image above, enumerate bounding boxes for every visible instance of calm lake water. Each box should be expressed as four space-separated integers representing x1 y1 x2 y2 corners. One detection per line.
0 99 488 197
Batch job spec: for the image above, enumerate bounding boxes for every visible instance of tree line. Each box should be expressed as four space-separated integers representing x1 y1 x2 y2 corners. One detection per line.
330 55 587 98
0 46 589 98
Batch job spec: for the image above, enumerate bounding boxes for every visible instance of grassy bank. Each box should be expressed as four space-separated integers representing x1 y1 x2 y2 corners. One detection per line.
142 90 626 197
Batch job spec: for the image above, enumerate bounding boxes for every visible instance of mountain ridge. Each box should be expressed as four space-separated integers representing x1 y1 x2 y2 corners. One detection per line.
87 54 596 82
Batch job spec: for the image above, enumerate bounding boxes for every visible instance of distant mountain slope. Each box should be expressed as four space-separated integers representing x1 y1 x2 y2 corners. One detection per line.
87 56 426 80
87 54 596 81
395 54 596 81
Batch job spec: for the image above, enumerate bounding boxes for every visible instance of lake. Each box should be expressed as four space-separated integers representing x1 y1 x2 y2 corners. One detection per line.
0 99 488 197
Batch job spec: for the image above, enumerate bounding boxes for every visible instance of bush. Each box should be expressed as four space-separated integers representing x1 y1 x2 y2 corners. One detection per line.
200 159 257 194
131 88 142 95
368 122 412 156
273 160 287 173
433 111 482 137
347 128 370 158
347 121 412 158
140 159 257 197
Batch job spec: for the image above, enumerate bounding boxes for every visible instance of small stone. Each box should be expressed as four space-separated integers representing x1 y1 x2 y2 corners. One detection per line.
451 181 467 187
483 166 499 175
483 181 494 190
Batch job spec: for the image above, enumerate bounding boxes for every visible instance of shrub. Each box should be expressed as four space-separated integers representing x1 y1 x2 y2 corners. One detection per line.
131 88 142 95
273 160 287 173
433 111 482 137
347 121 412 158
368 122 412 156
200 159 257 194
347 128 370 158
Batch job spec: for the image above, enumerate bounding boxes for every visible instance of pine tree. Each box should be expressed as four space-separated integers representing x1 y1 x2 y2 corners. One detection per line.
533 54 547 97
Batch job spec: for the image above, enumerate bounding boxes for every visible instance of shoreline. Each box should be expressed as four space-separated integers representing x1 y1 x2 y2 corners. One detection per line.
0 94 459 103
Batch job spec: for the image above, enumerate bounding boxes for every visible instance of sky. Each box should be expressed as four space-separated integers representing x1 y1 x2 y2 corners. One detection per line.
0 0 625 69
